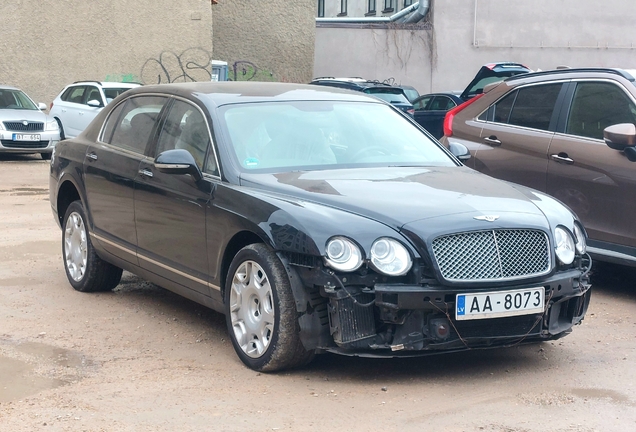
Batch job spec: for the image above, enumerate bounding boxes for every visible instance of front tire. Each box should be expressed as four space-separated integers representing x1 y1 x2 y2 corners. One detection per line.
41 152 51 160
62 201 122 292
225 244 313 372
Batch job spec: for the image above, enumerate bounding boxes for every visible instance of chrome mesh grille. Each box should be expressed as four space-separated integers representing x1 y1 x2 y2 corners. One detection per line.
3 121 44 132
432 229 550 282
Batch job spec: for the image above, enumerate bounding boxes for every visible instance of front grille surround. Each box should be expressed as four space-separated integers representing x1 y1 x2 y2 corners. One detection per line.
432 229 551 282
3 121 44 132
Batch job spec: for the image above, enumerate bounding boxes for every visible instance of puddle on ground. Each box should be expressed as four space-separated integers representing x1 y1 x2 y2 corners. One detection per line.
0 187 49 196
0 339 92 403
571 388 633 405
0 356 65 403
0 240 59 259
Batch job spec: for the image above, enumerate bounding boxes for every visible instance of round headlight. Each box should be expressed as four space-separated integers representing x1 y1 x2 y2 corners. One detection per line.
370 238 412 276
573 223 586 255
325 237 363 272
554 226 575 265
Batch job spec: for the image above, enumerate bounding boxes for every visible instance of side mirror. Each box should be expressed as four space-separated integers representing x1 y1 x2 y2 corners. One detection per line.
38 102 47 111
604 123 636 162
154 149 203 181
449 142 471 162
87 99 103 108
604 123 636 150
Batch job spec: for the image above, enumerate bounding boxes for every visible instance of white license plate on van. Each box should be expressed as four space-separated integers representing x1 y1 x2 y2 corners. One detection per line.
455 287 544 320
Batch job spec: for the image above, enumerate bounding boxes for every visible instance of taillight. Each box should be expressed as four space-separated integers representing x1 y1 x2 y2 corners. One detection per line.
407 108 415 116
443 93 485 137
49 102 54 110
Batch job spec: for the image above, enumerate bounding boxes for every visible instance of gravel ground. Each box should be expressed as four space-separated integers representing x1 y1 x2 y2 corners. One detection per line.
0 155 635 432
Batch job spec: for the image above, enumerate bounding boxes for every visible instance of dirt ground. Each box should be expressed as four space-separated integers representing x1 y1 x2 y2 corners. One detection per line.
0 155 635 432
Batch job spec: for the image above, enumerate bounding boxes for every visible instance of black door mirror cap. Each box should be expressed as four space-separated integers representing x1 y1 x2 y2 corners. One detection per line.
154 149 203 181
604 123 636 151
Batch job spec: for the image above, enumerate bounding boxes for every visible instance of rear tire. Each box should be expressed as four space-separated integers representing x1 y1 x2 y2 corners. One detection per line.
62 201 122 292
225 243 313 372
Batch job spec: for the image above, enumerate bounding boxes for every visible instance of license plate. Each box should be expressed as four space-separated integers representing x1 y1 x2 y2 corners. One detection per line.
456 287 544 320
12 133 41 141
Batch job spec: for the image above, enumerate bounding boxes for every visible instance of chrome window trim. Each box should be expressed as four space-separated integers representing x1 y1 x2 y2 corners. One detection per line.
91 232 221 291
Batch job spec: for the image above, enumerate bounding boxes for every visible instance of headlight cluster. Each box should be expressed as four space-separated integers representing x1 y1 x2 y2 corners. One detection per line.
45 120 59 131
325 236 412 276
554 223 586 265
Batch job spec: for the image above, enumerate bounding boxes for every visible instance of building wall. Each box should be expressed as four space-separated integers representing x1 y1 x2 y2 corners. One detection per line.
0 0 213 105
212 0 316 84
315 0 636 95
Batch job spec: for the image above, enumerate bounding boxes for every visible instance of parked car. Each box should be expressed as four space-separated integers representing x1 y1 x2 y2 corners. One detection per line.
412 63 531 139
49 81 141 139
309 77 415 116
441 67 636 267
0 85 60 159
413 92 464 139
50 82 591 372
460 62 532 101
399 85 421 103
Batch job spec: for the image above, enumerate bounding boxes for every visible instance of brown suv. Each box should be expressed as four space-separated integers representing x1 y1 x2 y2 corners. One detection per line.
441 68 636 267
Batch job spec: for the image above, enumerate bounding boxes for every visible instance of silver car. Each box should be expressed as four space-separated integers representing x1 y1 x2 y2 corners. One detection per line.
49 81 141 140
0 85 60 160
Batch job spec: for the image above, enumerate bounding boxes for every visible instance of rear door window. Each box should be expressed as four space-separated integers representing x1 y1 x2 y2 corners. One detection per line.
101 96 168 154
488 83 562 131
566 82 636 140
64 86 87 104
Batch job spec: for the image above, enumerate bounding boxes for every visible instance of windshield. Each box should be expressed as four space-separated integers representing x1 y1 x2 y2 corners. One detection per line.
364 88 410 105
0 89 38 110
219 101 455 173
104 87 135 103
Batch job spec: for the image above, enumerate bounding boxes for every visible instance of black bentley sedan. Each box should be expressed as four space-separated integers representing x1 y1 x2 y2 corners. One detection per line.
50 82 591 372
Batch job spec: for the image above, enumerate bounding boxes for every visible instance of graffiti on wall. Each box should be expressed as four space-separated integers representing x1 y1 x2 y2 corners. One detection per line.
104 73 140 83
229 61 276 82
140 48 213 84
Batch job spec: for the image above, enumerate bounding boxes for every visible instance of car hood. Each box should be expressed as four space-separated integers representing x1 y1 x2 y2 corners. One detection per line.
239 166 552 232
0 109 48 122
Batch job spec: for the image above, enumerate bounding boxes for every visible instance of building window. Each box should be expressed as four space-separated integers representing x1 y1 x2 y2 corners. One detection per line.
367 0 376 14
339 0 347 16
317 0 324 17
383 0 394 13
404 0 413 7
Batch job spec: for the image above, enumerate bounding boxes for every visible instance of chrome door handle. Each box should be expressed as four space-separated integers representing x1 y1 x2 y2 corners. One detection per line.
86 152 97 161
483 136 502 146
551 154 574 164
139 169 153 178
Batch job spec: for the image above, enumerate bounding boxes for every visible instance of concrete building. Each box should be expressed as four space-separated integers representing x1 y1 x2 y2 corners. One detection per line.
1 0 315 106
315 0 636 95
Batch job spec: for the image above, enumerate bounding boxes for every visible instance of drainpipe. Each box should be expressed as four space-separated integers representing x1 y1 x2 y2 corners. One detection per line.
316 2 422 24
401 0 430 24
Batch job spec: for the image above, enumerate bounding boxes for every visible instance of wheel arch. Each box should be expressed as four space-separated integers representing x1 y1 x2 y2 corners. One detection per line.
220 230 265 299
56 178 82 227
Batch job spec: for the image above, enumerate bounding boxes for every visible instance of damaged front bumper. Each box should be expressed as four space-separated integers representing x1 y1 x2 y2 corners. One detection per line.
296 262 592 357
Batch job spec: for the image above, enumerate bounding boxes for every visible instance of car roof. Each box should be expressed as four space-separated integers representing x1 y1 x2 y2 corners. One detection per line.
70 81 142 88
125 81 389 106
311 77 395 89
0 84 21 91
505 67 636 84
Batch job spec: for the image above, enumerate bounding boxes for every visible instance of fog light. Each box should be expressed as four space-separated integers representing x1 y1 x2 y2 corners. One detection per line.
429 318 450 340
